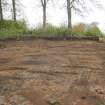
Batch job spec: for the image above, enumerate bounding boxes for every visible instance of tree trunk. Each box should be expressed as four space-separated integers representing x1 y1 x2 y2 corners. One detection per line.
12 0 16 21
67 0 72 35
0 0 3 21
43 0 46 28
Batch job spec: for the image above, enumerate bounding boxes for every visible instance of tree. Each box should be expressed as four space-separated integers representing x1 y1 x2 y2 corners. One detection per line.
67 0 71 29
40 0 50 28
12 0 16 21
66 0 84 35
66 0 101 34
66 0 84 31
0 0 3 21
11 0 26 21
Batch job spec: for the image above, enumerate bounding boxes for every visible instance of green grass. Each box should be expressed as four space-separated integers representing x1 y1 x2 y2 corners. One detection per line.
32 24 71 38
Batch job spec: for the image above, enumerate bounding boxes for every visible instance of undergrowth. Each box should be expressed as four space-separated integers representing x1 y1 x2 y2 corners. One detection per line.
0 21 104 40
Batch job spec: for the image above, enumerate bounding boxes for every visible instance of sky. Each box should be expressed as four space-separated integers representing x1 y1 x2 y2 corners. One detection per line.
19 0 105 31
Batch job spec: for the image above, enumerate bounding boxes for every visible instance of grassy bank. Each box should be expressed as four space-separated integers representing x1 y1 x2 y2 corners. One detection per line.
0 21 104 40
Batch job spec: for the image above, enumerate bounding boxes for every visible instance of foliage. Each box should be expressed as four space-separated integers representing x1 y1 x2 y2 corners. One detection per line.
0 21 103 40
85 25 102 36
72 23 86 36
72 23 103 37
0 20 28 39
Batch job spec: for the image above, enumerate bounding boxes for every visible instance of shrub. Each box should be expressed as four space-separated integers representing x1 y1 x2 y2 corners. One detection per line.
72 23 86 36
85 25 102 36
72 23 103 37
0 21 103 40
0 20 28 39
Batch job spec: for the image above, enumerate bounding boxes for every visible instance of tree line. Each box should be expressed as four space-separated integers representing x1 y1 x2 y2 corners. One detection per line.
0 0 101 32
0 0 19 22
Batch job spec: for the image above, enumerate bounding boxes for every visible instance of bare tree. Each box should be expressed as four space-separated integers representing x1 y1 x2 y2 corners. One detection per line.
11 0 25 21
40 0 50 28
67 0 72 30
0 0 3 21
66 0 84 31
12 0 16 21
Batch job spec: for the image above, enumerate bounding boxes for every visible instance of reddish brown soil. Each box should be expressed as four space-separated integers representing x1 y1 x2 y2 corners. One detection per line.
0 39 105 105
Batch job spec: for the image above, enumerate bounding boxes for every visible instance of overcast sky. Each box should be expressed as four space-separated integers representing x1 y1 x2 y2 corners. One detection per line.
19 0 105 31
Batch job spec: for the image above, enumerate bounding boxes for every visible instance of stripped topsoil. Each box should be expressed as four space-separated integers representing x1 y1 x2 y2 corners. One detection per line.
0 39 105 105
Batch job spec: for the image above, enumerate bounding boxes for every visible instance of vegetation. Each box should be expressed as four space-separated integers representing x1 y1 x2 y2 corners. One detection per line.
85 25 102 37
72 23 86 36
0 20 28 39
32 24 71 38
0 21 103 40
72 23 103 37
0 0 103 40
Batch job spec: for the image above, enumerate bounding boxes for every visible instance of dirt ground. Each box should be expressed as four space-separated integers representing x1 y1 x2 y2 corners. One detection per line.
0 39 105 105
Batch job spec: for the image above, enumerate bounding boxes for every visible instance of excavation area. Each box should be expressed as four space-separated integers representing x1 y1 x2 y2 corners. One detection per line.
0 39 105 105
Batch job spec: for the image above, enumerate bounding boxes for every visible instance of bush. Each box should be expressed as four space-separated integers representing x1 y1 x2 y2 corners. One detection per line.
72 23 103 37
85 25 102 37
72 23 86 36
0 20 28 39
0 21 103 40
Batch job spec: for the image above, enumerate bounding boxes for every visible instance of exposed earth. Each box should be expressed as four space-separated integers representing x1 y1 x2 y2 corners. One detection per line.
0 39 105 105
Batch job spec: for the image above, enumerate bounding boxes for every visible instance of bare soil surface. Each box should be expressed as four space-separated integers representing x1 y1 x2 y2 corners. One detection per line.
0 39 105 105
